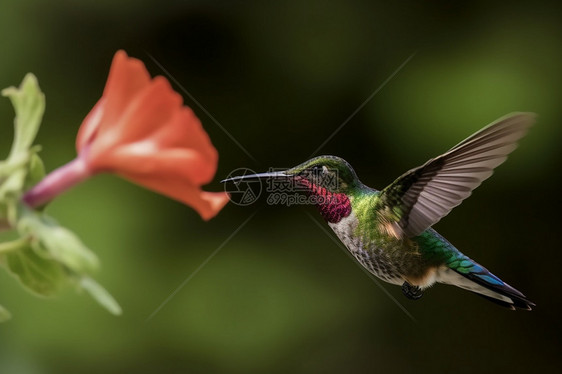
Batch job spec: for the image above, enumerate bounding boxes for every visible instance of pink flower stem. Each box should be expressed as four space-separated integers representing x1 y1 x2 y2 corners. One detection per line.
23 157 91 208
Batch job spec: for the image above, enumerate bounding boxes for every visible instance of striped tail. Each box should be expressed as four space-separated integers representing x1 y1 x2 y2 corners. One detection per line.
436 258 535 311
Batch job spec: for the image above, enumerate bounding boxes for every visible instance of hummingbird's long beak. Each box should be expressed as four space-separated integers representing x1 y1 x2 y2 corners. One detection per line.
221 171 289 183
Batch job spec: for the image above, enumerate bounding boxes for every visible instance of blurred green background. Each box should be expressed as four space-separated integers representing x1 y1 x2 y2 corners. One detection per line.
1 0 561 373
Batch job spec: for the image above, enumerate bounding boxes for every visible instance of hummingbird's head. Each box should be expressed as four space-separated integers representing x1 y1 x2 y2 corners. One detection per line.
222 155 361 195
283 155 361 194
222 156 359 223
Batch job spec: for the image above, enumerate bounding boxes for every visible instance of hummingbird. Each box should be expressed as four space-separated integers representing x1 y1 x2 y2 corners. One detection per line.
223 113 535 310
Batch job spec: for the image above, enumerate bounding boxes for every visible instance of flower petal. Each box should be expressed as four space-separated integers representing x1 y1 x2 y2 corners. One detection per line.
118 172 229 220
100 147 216 185
97 50 152 135
89 77 182 160
76 98 104 152
151 107 217 157
106 106 218 184
86 87 219 185
72 50 229 220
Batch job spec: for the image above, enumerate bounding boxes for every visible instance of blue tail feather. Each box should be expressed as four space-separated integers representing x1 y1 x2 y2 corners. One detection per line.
452 258 535 310
418 229 534 310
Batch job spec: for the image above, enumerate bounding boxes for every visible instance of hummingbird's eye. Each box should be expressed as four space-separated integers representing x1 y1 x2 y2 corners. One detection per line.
306 166 323 180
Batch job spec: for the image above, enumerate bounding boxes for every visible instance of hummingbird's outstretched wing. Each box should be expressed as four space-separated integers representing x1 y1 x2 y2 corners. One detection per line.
378 112 535 238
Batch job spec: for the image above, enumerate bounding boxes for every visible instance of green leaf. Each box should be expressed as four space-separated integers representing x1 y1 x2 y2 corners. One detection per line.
0 219 9 232
18 212 99 274
0 168 27 201
24 151 46 190
2 73 45 158
0 237 29 254
0 304 11 322
3 242 66 296
35 225 99 273
80 277 122 315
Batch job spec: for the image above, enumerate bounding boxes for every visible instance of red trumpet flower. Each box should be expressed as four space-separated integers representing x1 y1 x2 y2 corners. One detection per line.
24 50 228 220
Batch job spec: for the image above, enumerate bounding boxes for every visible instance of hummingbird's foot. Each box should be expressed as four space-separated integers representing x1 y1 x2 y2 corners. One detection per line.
402 281 423 300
